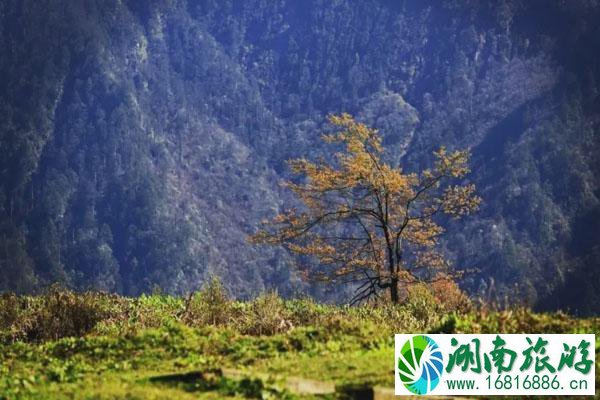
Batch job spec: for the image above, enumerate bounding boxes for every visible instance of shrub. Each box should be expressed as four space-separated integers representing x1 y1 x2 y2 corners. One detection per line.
430 278 472 313
451 307 600 334
283 298 326 326
183 277 233 327
241 291 293 335
375 305 423 335
127 294 183 329
4 288 121 342
0 293 21 330
404 283 443 328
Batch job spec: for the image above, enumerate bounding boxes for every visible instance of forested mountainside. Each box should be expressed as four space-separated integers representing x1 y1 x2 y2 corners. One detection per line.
1 0 599 313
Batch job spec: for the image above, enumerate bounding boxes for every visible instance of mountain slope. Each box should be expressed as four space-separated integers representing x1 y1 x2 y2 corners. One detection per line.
0 0 598 312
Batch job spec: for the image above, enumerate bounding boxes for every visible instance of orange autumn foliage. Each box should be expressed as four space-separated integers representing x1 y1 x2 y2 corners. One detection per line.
250 114 480 304
430 278 472 313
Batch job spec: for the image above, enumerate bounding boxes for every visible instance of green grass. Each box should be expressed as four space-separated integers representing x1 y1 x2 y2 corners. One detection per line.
1 285 599 399
251 343 394 387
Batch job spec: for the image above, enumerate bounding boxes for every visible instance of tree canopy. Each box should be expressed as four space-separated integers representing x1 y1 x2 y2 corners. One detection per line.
251 114 480 303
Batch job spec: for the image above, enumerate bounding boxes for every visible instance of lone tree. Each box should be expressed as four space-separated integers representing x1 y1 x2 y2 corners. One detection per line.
250 114 480 304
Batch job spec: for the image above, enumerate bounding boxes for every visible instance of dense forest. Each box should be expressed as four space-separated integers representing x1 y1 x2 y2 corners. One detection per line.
0 0 599 313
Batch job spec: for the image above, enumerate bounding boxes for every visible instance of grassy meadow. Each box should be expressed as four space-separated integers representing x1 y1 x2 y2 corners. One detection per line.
0 281 598 399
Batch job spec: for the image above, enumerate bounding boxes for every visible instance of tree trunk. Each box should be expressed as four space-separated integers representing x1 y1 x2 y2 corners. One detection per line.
390 277 399 304
383 226 398 304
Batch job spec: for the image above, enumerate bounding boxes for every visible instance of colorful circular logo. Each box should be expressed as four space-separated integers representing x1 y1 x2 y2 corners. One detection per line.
397 335 444 395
